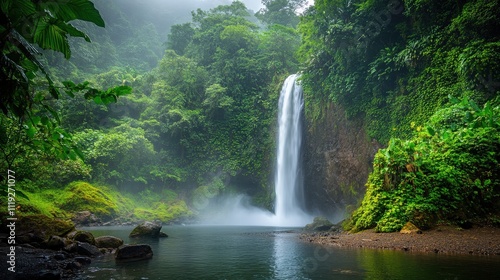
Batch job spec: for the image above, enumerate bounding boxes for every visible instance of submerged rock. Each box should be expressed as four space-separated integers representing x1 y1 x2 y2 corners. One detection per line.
304 216 335 231
129 221 162 238
95 236 124 248
115 244 153 261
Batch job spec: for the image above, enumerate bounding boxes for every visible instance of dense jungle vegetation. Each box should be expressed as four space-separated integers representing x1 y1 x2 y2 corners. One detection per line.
1 0 499 231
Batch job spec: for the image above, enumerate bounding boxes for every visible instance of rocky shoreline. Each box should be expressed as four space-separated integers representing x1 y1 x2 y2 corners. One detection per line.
0 218 166 280
300 225 500 256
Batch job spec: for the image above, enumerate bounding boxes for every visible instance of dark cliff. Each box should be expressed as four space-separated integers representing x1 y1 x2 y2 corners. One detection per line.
303 102 381 220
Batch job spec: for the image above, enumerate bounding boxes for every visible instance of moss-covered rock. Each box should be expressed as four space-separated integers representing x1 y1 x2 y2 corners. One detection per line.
304 216 335 231
15 215 75 240
70 230 96 245
129 221 162 238
58 182 118 220
95 236 124 248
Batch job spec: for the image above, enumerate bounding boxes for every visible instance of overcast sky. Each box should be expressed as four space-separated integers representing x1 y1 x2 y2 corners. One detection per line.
142 0 314 13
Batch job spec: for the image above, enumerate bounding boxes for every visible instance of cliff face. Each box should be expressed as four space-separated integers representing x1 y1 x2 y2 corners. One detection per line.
303 103 381 220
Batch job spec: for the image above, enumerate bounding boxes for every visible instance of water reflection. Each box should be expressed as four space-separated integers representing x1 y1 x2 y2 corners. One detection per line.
81 226 500 280
273 231 305 279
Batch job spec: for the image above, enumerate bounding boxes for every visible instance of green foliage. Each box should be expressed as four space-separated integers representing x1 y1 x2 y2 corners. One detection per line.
0 0 105 118
73 123 155 186
13 180 193 223
58 182 118 220
298 0 500 144
345 98 500 232
134 200 192 222
255 0 307 27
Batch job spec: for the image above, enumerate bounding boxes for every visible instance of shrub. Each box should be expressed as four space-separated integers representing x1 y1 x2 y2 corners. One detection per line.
345 98 500 232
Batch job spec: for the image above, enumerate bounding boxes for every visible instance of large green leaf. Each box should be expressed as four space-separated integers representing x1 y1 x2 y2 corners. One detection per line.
54 20 91 42
33 18 71 58
40 0 105 27
1 0 36 23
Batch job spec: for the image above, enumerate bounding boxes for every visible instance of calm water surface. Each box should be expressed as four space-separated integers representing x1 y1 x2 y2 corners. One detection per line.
81 225 499 280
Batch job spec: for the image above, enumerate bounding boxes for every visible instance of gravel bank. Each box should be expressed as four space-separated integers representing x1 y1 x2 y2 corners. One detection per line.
300 225 500 256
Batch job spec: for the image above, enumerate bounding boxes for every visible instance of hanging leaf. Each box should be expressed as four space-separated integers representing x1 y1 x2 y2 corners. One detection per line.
33 19 71 58
41 0 105 27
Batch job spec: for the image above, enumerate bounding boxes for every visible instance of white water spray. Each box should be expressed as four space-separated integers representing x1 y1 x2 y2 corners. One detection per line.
200 75 311 227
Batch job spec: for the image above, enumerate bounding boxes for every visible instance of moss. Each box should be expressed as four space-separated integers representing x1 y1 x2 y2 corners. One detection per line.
13 180 193 224
57 181 118 220
133 200 192 222
13 214 75 238
16 188 69 218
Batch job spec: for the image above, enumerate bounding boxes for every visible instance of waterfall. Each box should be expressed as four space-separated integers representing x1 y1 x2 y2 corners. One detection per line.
274 74 310 226
198 74 311 227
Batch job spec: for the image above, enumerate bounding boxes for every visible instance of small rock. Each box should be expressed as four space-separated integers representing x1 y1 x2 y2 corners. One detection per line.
65 261 82 270
159 232 169 238
115 244 153 261
53 253 66 261
74 256 92 265
400 222 422 234
47 236 66 250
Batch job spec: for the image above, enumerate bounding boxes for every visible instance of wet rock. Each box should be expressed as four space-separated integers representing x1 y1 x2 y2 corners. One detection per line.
304 216 335 231
400 222 422 234
47 236 66 250
74 256 92 265
65 261 82 270
95 235 124 248
129 221 162 238
71 211 100 226
37 270 61 280
53 253 66 261
74 242 102 257
17 215 75 241
159 231 169 238
70 231 96 245
115 244 153 261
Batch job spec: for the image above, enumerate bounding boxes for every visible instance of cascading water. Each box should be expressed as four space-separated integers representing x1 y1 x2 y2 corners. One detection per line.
274 74 310 226
200 74 311 227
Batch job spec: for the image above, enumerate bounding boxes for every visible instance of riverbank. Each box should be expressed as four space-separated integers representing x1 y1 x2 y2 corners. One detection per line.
300 225 500 256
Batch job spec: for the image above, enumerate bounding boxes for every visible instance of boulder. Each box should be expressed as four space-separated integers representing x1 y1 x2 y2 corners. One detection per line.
74 242 102 257
115 244 153 261
17 215 75 241
400 222 422 234
47 236 66 250
95 236 124 248
70 231 96 245
129 221 162 238
304 216 335 231
72 211 100 226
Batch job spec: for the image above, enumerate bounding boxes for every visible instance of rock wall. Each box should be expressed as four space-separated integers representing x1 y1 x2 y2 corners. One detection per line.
303 102 381 220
